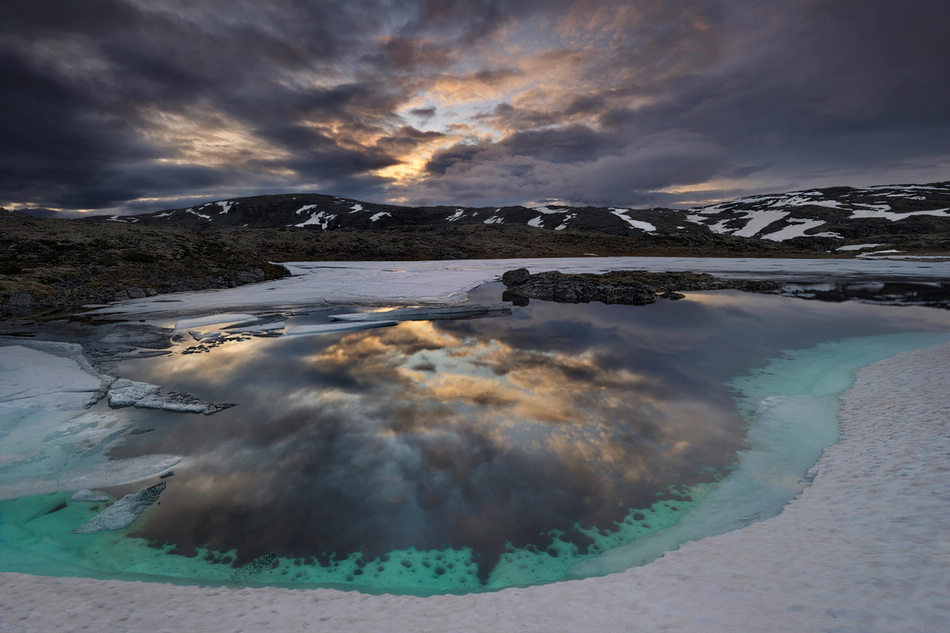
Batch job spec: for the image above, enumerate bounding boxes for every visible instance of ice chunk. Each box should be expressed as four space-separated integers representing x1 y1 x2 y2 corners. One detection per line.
225 321 285 334
174 313 257 330
330 305 511 323
107 379 161 407
107 378 232 415
284 321 398 336
73 482 165 534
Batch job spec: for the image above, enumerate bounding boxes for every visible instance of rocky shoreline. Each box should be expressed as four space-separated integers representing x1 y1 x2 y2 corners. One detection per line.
0 211 290 319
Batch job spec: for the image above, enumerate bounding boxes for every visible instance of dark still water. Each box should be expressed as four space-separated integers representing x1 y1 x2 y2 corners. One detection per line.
4 286 943 593
96 286 950 591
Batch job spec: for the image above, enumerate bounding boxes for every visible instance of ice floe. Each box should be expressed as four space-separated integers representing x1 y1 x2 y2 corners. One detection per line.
107 378 233 415
73 482 166 534
284 321 399 336
330 304 510 322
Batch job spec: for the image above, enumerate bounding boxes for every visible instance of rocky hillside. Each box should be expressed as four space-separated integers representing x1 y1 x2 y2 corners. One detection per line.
0 212 288 318
91 182 950 254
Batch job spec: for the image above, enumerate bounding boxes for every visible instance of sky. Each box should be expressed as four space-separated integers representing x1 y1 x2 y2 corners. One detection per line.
2 0 949 215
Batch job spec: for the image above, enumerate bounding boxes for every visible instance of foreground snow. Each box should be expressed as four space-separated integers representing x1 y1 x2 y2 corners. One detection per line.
1 342 947 632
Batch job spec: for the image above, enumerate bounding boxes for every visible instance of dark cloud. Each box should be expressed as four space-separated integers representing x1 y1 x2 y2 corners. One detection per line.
1 0 948 212
409 106 437 119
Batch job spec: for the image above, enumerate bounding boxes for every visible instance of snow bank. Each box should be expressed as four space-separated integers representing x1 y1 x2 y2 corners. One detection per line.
2 341 947 632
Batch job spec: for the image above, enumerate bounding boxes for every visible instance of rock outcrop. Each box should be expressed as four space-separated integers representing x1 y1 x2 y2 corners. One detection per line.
501 268 781 305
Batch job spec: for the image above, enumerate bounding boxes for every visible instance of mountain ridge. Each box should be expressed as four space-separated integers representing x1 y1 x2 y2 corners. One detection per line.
89 181 950 255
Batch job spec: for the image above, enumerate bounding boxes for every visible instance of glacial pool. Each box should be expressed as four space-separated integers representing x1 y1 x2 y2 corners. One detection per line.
1 286 949 594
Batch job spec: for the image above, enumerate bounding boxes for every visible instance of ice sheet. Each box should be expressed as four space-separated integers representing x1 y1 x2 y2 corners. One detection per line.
0 342 183 500
87 256 950 319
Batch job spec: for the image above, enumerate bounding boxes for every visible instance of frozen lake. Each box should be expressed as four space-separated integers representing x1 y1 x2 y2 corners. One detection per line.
2 260 949 593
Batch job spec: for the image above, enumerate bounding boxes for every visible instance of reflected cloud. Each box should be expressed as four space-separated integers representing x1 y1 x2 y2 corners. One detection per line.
120 301 748 577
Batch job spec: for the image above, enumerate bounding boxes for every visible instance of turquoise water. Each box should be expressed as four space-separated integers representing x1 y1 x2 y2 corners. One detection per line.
1 291 948 594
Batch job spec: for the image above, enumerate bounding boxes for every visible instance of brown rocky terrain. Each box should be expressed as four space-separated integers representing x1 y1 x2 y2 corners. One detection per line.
0 211 288 318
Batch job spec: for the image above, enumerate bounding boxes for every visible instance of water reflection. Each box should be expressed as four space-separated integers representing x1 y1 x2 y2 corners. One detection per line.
112 288 950 585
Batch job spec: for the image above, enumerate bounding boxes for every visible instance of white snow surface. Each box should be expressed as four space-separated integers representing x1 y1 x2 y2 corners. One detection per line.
87 257 950 319
350 203 363 213
836 243 884 251
2 342 947 632
216 201 234 214
609 208 657 232
294 211 336 229
849 207 950 221
554 213 576 230
185 209 212 221
760 218 842 242
483 210 504 224
527 215 544 228
369 211 391 222
731 210 790 238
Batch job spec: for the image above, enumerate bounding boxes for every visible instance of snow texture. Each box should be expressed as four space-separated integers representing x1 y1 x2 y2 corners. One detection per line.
483 210 504 224
848 207 950 221
731 210 790 237
294 211 336 229
609 208 657 232
836 243 884 251
369 212 391 222
527 215 544 228
760 218 842 241
554 213 576 230
185 209 212 221
2 342 947 631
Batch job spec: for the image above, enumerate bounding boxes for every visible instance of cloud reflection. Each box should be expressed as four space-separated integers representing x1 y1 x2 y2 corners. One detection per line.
121 308 745 579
